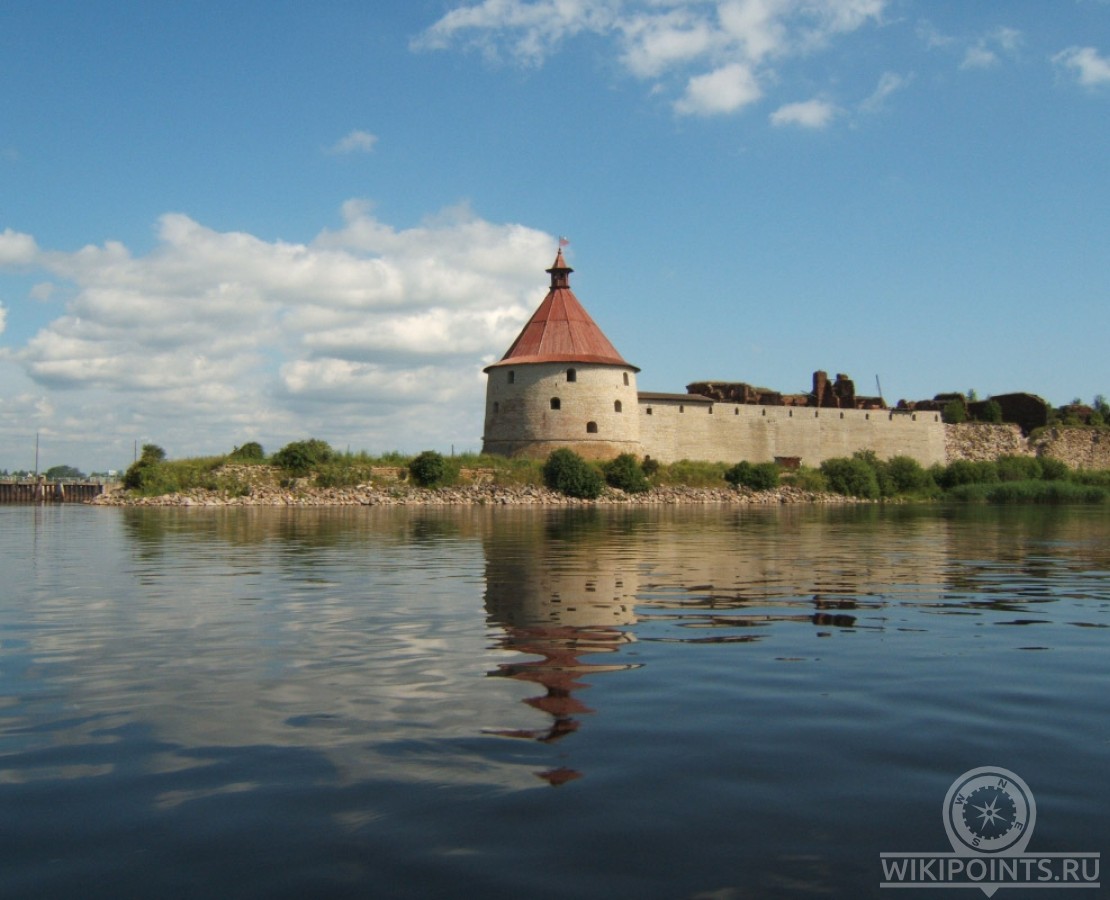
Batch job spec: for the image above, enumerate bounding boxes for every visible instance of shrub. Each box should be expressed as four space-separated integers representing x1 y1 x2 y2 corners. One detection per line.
1040 457 1069 481
543 449 604 499
883 456 932 494
996 455 1042 482
724 460 779 491
787 466 828 493
640 455 660 478
408 450 448 487
977 400 1003 423
820 456 880 499
942 400 967 424
272 439 334 474
935 460 1000 490
230 441 265 461
603 453 650 493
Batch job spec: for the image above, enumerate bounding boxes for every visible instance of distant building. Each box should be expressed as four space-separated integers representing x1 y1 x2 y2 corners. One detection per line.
482 251 945 466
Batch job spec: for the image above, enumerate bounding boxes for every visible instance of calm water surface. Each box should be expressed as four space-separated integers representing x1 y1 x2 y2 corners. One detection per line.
1 503 1108 898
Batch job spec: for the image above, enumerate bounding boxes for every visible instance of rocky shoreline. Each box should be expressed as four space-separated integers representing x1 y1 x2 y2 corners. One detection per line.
92 482 862 508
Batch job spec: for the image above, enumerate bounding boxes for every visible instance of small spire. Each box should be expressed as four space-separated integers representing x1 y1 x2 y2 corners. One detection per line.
547 248 573 288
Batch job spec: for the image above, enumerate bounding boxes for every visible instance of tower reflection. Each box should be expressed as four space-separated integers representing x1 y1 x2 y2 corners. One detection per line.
482 512 641 785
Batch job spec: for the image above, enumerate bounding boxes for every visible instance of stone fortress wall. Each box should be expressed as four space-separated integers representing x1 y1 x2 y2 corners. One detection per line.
637 397 946 467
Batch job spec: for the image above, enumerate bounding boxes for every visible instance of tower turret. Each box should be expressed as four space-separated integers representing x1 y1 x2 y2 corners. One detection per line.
482 251 641 459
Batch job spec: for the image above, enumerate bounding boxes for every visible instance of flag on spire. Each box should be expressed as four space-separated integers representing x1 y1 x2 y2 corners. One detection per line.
558 235 570 247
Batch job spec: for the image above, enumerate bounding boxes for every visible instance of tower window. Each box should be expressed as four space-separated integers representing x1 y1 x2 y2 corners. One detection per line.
646 407 653 415
507 370 515 384
566 368 577 382
550 397 561 410
623 373 629 386
614 400 622 413
586 421 598 434
679 405 684 413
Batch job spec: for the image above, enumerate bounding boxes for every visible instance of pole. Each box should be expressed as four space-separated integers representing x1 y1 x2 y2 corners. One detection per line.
34 432 39 476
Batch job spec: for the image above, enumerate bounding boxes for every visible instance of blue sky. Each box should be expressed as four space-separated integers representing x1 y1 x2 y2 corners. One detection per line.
1 1 1108 472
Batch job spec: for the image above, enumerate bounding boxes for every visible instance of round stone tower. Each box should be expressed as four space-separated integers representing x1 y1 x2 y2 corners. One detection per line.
482 250 641 460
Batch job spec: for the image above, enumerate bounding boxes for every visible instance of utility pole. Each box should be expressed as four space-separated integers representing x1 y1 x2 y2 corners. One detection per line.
34 432 39 476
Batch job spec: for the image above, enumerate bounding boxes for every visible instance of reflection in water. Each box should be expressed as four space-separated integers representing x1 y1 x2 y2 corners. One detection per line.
482 511 640 784
1 504 1108 898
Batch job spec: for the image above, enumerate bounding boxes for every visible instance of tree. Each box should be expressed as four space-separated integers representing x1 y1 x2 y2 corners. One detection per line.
819 456 880 499
44 464 86 480
272 439 334 474
942 400 967 424
141 444 166 462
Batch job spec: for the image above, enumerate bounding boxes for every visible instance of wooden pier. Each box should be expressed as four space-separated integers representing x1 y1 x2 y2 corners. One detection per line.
0 481 107 504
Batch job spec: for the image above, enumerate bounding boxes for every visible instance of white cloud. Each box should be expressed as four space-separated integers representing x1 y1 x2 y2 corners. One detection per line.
417 0 887 118
1053 45 1110 87
859 70 907 113
769 97 838 128
0 228 39 265
0 204 556 460
328 130 379 154
675 62 762 116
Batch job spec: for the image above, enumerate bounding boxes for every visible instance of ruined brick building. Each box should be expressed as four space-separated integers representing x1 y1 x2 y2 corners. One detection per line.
482 251 946 467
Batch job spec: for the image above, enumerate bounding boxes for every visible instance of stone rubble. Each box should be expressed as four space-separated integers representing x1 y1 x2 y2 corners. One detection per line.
93 480 862 508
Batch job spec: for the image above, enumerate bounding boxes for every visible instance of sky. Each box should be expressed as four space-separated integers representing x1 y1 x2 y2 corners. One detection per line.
1 0 1108 473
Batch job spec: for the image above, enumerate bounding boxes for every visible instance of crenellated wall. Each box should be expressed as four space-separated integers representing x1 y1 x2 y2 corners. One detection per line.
637 398 946 467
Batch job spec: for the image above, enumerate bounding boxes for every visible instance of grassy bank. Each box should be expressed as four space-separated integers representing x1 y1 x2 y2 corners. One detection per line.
120 441 1110 505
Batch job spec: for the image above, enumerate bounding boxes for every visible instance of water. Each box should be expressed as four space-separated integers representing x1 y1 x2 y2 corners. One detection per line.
1 503 1107 898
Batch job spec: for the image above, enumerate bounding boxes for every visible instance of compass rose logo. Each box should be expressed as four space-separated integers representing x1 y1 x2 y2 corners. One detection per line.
943 766 1035 856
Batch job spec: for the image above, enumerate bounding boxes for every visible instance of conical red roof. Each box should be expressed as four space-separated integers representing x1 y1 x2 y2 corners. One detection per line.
486 250 638 371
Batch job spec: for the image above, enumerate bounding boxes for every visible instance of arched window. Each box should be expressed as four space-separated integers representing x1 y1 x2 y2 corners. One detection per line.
646 407 653 416
550 397 561 410
614 400 622 413
507 370 515 384
586 421 598 434
566 368 577 382
623 373 629 386
679 405 685 413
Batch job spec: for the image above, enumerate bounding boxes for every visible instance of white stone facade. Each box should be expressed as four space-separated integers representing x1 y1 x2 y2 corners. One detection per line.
482 361 642 460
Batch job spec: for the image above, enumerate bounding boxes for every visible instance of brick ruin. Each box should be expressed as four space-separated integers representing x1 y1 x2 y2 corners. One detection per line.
687 370 885 411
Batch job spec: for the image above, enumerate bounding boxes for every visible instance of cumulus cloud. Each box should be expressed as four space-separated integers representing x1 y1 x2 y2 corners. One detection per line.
769 97 838 128
675 62 762 115
1053 46 1110 87
328 130 379 154
416 0 887 117
0 205 556 459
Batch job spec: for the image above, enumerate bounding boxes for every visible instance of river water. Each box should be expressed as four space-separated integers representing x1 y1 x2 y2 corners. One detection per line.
1 503 1107 898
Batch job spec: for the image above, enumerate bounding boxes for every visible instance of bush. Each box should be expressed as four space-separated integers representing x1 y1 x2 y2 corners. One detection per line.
820 456 880 499
935 460 1000 490
977 400 1003 423
724 460 779 491
1040 457 1069 481
543 449 604 499
942 400 967 424
230 441 265 461
883 456 933 494
603 453 650 493
996 455 1042 482
641 456 660 478
408 450 448 487
272 439 334 474
787 466 828 493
